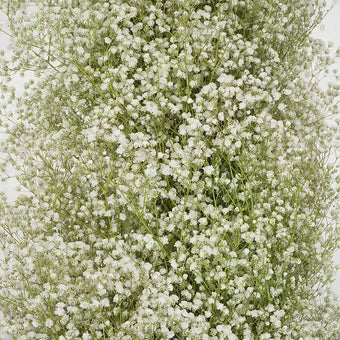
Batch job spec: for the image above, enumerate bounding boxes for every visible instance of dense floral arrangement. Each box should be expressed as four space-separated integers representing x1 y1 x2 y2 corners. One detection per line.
0 0 340 339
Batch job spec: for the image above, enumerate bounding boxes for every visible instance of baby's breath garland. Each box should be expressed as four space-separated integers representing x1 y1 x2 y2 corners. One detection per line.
0 0 339 339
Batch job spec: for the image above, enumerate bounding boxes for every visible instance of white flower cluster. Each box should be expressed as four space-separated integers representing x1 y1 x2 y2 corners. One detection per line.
0 0 339 339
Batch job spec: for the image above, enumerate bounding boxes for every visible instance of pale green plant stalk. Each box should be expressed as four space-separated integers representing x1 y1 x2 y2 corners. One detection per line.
0 0 339 339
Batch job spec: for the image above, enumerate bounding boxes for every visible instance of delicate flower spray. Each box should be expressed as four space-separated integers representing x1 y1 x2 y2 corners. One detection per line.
0 0 339 339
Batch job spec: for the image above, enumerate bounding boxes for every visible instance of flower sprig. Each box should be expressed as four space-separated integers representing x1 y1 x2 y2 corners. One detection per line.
0 0 339 339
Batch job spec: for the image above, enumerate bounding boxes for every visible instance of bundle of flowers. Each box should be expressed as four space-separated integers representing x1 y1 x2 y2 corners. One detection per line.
0 0 339 339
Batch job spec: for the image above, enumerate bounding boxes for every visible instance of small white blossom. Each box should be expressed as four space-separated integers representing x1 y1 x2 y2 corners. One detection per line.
203 165 214 175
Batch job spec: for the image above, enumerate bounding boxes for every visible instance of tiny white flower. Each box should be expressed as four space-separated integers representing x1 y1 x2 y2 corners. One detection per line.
82 333 92 340
272 90 281 101
170 259 178 270
278 103 286 111
100 298 110 307
239 101 246 109
246 47 254 55
235 140 242 148
115 282 124 294
202 124 210 132
145 166 157 178
203 165 214 175
46 319 53 328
